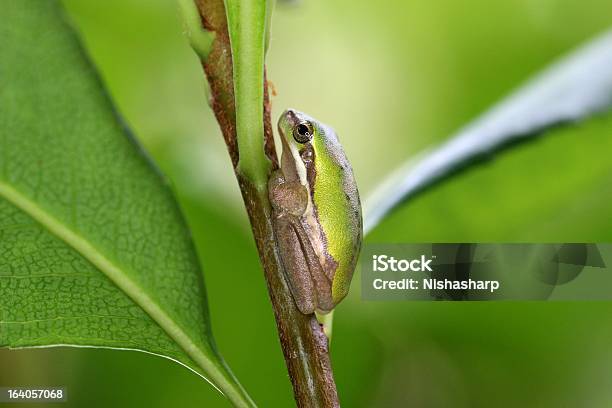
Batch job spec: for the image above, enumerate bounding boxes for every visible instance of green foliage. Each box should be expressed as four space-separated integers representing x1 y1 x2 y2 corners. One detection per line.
367 114 612 243
0 1 252 406
363 30 612 233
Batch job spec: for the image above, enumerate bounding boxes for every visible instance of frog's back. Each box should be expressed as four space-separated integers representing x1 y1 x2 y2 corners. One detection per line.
310 124 362 303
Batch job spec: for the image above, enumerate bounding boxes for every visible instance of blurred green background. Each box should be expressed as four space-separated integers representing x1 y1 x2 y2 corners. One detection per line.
2 0 612 407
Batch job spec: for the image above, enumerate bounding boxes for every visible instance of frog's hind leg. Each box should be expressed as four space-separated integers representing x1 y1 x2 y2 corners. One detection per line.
290 219 335 313
274 214 317 314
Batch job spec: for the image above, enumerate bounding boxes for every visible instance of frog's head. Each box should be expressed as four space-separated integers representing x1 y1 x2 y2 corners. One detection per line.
277 109 320 186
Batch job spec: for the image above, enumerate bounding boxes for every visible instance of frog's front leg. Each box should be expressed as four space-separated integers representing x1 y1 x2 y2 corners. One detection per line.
269 171 334 314
268 170 308 217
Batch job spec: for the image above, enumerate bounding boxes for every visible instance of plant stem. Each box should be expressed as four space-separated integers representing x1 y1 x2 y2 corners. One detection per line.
194 1 340 406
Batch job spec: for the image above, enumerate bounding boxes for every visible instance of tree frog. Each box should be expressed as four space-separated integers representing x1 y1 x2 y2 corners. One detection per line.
269 109 362 314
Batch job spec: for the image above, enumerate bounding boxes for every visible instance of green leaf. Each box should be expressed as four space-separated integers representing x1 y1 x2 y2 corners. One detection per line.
364 30 612 235
0 1 253 406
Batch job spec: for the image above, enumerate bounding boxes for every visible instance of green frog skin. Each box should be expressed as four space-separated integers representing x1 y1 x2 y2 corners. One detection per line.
269 109 362 314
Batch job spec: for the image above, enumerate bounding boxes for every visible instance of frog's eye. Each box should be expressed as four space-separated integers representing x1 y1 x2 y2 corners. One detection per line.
293 121 314 143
